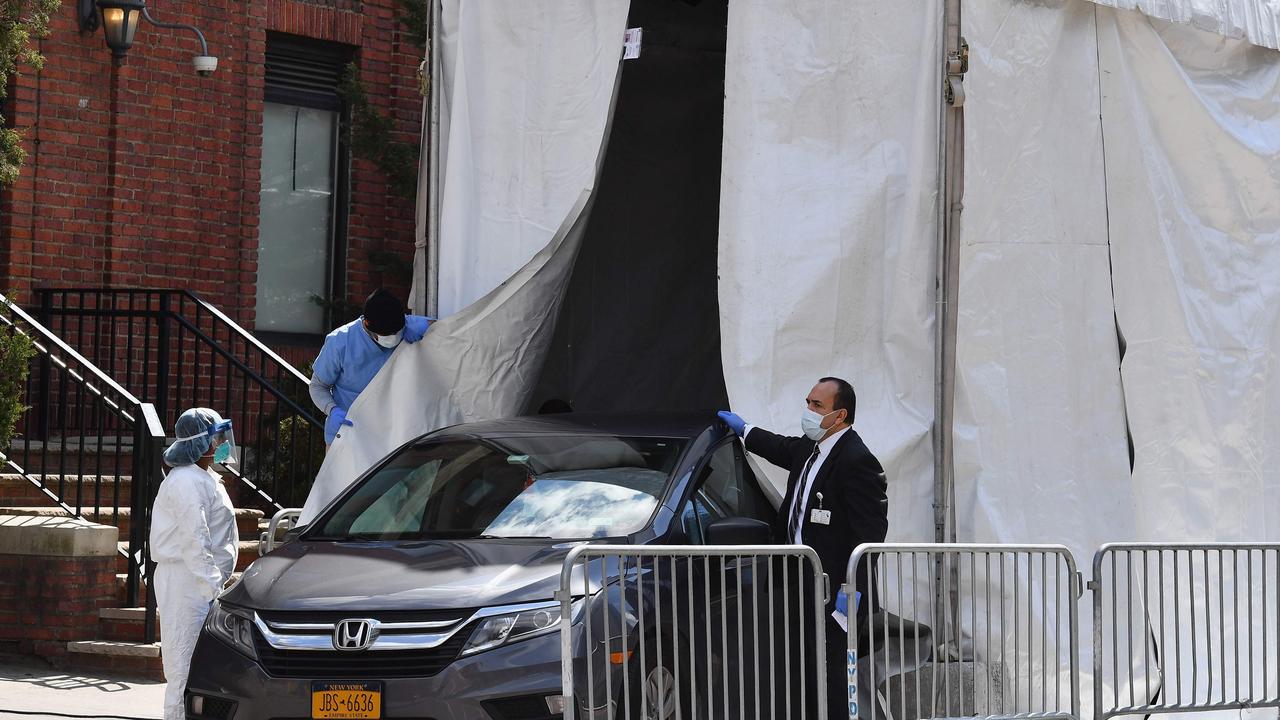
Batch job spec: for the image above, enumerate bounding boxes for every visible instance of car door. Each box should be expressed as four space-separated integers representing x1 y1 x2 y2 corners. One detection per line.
690 439 819 718
666 440 784 716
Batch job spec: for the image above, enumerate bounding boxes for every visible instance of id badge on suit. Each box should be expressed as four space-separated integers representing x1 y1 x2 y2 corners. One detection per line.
810 509 831 525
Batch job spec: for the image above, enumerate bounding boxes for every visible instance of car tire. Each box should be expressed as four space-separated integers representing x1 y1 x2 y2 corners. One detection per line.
623 635 689 720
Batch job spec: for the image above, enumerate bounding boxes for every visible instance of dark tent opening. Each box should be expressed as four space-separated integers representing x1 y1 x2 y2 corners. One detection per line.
530 0 730 414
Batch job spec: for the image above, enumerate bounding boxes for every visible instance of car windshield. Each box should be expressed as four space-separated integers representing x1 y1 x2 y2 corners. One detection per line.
311 434 686 541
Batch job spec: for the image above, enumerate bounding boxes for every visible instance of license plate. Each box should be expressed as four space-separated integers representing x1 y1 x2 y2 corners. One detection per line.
311 681 382 720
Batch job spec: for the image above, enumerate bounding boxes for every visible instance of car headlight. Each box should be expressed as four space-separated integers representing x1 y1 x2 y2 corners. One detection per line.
205 601 257 659
461 600 582 657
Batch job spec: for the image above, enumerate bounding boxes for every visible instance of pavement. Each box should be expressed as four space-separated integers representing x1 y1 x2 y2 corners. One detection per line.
0 658 164 719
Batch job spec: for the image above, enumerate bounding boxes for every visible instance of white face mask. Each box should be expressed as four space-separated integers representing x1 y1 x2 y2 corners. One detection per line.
375 330 404 349
800 408 839 441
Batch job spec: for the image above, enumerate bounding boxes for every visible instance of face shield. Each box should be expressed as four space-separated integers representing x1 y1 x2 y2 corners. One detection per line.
205 418 238 465
167 413 237 466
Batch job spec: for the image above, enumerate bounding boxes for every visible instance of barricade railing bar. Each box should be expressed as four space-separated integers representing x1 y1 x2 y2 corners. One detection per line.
848 543 1081 720
558 544 829 720
1091 542 1280 720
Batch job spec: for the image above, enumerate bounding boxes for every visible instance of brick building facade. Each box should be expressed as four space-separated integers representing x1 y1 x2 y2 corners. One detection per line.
0 0 424 363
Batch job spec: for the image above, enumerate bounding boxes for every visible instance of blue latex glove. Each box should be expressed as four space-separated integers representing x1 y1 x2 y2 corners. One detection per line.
717 410 747 437
402 315 434 344
324 407 354 443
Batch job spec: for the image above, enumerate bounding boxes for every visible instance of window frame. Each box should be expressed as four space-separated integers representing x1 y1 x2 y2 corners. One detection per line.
256 33 353 343
674 438 776 545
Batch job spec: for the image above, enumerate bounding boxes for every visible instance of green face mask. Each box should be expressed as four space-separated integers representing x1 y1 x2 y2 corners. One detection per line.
214 442 232 464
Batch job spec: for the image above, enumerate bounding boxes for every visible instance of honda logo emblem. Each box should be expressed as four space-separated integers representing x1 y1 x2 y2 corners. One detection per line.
332 619 377 651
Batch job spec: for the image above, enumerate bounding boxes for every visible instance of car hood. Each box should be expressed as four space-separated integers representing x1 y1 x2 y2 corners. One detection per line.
224 539 595 612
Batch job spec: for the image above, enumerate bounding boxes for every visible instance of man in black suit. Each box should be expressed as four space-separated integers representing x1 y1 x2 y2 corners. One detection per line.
719 376 888 719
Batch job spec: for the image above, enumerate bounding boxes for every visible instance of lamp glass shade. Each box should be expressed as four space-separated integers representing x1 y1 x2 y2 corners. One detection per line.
98 2 142 56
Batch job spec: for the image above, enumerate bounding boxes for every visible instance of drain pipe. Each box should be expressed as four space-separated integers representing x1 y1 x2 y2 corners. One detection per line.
423 0 443 318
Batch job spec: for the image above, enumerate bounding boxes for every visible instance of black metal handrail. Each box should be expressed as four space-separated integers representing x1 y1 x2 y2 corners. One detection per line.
32 289 326 512
0 293 165 632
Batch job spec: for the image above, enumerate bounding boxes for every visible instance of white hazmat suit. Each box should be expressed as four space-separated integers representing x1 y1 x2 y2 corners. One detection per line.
150 410 239 720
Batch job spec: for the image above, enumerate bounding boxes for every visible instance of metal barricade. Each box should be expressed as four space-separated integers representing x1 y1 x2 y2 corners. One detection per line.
848 544 1081 720
1091 543 1280 720
558 544 829 720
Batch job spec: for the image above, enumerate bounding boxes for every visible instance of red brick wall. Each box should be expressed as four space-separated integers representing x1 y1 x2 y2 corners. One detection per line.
0 554 115 659
0 0 422 348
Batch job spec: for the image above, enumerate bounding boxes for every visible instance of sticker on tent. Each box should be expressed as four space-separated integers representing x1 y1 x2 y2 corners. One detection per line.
624 28 642 60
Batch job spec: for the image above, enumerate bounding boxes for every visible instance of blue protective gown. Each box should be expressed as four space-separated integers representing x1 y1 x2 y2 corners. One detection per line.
309 317 397 415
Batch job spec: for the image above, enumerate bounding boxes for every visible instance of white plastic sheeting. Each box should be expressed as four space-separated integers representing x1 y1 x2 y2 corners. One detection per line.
301 193 599 524
1098 12 1280 716
301 1 630 523
717 0 942 543
1083 0 1280 50
954 0 1133 606
1099 9 1280 545
955 0 1280 716
430 0 631 317
953 0 1134 712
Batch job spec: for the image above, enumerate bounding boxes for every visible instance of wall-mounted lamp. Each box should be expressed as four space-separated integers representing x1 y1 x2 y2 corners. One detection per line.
96 0 145 57
80 0 218 75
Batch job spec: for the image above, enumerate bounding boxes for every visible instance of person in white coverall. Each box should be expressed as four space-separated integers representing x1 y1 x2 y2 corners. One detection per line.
150 408 239 720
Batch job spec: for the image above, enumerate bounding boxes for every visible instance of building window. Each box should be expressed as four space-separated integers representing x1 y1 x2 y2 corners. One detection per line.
258 34 351 336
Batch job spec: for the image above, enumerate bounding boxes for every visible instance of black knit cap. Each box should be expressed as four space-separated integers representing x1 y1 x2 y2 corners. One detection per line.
363 289 407 335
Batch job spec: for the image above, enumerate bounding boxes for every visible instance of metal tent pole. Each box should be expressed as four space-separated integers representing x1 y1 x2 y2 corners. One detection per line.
934 0 968 671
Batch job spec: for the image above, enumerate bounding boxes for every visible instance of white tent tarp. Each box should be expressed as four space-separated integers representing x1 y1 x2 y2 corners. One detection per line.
954 0 1137 712
302 192 600 523
429 0 631 318
716 0 1280 716
301 1 630 523
1100 7 1280 544
1084 0 1280 50
955 1 1280 716
717 0 943 545
1098 10 1280 714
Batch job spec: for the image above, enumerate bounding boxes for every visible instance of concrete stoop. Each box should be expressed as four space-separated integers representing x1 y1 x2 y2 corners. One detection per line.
0 512 251 682
64 640 164 681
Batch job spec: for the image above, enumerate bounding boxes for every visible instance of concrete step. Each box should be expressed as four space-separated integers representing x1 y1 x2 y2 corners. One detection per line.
0 474 134 506
98 607 160 643
8 437 136 454
3 440 136 474
0 505 263 537
63 640 163 681
101 568 243 638
235 540 260 572
67 639 160 657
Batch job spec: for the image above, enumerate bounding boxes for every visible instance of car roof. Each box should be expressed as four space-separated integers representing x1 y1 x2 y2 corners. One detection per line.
426 410 725 442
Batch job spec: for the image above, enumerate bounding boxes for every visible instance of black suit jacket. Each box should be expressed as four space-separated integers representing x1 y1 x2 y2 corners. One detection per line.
746 425 888 617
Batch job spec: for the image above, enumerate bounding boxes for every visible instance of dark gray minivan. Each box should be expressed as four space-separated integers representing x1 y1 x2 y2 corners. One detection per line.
183 412 804 720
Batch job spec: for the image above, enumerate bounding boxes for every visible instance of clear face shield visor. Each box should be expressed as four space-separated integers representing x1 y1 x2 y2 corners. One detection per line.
174 418 238 465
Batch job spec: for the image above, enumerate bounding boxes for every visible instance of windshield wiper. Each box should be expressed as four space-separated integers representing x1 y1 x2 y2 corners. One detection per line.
470 534 555 540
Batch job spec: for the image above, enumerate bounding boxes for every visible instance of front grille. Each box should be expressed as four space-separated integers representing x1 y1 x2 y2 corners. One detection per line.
253 620 475 679
257 609 469 625
483 696 559 720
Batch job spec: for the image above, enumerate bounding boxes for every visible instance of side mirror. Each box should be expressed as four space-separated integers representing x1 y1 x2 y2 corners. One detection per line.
705 517 772 545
